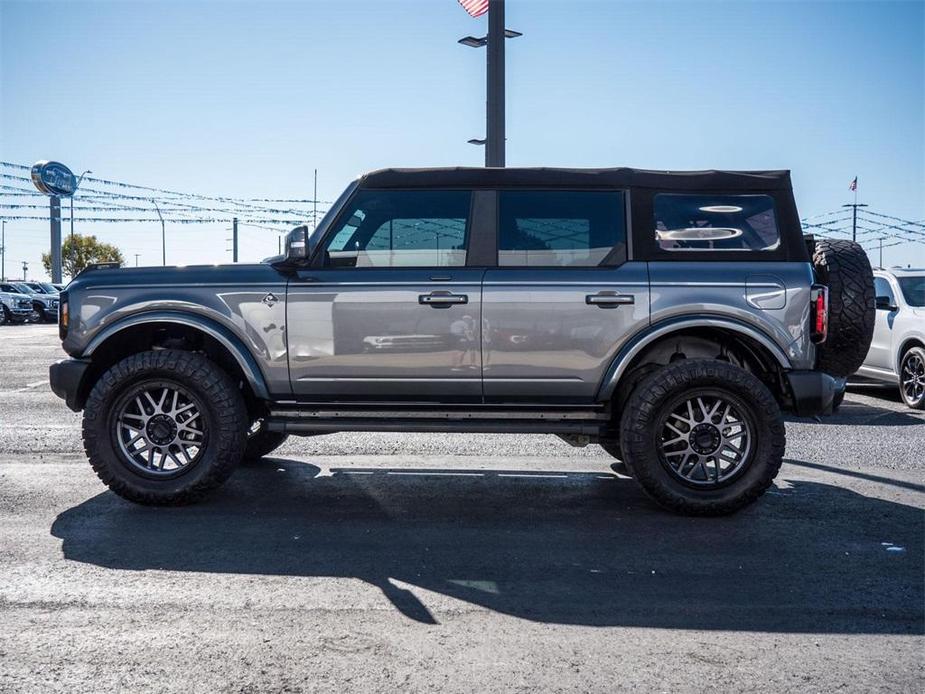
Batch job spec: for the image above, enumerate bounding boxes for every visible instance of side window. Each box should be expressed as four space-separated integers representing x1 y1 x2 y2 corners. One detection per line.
654 194 780 251
874 277 895 307
497 190 625 267
322 190 470 268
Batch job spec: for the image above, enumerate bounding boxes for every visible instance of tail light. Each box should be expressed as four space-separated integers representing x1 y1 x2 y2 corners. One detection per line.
58 292 68 340
810 284 828 344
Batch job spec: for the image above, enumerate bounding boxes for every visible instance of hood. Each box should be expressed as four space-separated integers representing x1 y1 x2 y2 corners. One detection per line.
68 263 285 293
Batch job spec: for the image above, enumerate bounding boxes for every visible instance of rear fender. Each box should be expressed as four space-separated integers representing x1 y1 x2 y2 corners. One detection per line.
596 316 792 402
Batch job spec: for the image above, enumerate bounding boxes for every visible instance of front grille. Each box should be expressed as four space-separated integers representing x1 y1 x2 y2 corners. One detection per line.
16 299 31 309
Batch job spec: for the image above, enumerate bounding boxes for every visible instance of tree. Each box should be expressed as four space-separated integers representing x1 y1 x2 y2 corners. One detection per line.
42 233 125 279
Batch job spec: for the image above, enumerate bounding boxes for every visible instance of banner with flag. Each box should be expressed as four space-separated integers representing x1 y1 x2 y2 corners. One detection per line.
849 176 857 191
458 0 489 18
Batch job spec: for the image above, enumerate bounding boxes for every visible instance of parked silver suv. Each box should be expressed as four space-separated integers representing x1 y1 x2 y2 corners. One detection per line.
49 167 875 515
856 268 925 408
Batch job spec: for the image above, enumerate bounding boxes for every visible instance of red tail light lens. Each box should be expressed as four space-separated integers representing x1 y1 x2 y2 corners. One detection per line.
810 285 828 344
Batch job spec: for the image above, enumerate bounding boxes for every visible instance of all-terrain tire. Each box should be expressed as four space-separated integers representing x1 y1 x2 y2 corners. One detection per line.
619 359 786 516
82 349 248 505
244 425 290 460
812 239 875 377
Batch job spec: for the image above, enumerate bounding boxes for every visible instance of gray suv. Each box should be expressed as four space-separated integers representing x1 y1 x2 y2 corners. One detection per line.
49 167 875 515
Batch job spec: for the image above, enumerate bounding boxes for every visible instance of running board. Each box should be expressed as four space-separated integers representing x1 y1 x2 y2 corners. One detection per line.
264 406 611 436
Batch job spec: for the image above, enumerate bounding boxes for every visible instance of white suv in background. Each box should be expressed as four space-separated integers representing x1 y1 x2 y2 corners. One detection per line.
856 268 925 408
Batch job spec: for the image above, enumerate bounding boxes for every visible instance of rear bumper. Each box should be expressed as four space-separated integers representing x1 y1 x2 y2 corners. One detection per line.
49 358 91 412
785 370 845 417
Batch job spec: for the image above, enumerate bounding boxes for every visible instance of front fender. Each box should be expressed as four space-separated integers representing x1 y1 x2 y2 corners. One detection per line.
596 315 793 402
83 311 271 400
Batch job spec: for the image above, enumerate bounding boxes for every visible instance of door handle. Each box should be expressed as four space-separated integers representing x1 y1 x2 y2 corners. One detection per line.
419 292 468 307
586 292 634 308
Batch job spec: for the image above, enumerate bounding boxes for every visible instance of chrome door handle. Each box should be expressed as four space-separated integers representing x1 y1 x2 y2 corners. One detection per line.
419 292 468 307
586 292 634 308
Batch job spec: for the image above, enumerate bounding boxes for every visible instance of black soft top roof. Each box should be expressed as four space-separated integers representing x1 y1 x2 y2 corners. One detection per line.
360 167 792 192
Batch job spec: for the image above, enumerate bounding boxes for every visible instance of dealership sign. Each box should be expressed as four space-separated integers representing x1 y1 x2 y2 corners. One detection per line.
31 160 77 197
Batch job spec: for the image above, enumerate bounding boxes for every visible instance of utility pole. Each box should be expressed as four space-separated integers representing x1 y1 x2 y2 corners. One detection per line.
134 253 140 267
878 237 885 268
49 196 62 283
232 217 239 262
842 203 869 242
152 199 166 265
313 169 318 229
1 220 5 281
21 260 28 281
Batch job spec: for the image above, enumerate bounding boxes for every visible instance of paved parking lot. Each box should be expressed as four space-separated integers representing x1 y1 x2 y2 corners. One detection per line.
1 324 922 692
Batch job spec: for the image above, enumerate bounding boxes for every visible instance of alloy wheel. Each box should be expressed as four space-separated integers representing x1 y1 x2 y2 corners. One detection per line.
113 381 207 476
901 352 925 407
658 392 753 486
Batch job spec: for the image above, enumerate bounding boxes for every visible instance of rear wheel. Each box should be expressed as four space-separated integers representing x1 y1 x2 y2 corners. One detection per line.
619 359 785 516
82 350 247 505
899 346 925 410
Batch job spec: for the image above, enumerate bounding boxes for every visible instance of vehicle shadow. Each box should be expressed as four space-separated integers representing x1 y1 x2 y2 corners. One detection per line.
787 392 924 426
51 459 924 634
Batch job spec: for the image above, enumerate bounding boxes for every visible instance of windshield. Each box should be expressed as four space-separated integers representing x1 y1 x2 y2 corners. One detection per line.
12 283 33 294
24 282 49 294
898 276 925 307
38 283 58 294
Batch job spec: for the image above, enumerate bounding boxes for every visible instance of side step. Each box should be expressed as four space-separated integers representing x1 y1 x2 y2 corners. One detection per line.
264 406 612 437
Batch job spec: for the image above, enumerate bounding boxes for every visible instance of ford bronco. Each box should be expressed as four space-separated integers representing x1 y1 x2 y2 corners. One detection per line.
49 167 875 514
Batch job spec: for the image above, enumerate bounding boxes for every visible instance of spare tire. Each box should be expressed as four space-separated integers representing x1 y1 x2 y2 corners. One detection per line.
812 239 875 377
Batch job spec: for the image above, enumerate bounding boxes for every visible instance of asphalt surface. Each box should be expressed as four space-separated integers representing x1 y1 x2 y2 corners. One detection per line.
0 324 922 692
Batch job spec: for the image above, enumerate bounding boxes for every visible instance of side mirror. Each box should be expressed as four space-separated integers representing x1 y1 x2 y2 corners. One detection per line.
285 225 311 263
875 295 897 311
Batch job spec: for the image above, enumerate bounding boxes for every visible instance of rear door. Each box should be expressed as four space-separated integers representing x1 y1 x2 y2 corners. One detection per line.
287 188 484 401
481 189 649 403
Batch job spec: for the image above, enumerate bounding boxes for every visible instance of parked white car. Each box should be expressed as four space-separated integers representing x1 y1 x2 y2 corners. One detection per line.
855 268 925 408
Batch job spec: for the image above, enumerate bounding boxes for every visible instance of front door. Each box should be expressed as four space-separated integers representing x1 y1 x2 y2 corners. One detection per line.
481 189 649 402
868 276 898 372
287 189 483 401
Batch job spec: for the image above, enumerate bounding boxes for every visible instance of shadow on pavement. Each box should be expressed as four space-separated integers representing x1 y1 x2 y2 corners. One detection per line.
51 459 924 633
787 394 924 426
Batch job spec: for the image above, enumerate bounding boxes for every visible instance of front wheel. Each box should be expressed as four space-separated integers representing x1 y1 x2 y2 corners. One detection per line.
82 350 248 505
899 346 925 410
619 359 786 516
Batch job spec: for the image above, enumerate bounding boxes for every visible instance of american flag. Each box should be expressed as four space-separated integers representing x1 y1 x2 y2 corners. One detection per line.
458 0 489 18
849 176 857 191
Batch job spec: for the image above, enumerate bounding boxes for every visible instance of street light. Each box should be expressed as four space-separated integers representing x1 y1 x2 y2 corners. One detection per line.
458 1 521 166
152 199 166 265
69 170 92 279
1 220 6 282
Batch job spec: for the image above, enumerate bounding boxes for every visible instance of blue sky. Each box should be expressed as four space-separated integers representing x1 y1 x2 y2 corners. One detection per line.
1 0 923 279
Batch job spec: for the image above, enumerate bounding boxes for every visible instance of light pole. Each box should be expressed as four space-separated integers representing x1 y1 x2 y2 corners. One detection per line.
459 0 521 167
1 220 5 281
152 199 166 265
69 170 92 278
134 253 141 267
